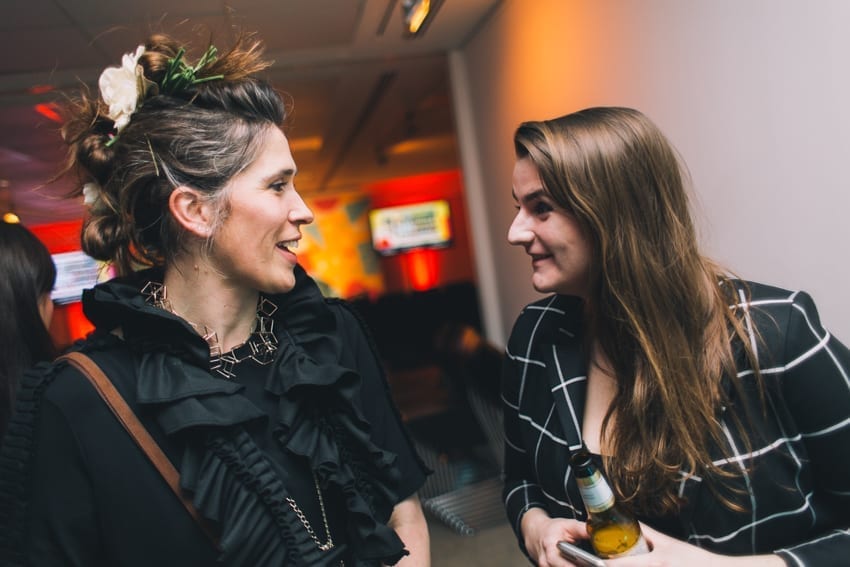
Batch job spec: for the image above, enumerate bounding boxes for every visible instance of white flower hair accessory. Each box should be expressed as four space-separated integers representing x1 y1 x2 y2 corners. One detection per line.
98 45 149 141
97 43 223 147
82 181 104 210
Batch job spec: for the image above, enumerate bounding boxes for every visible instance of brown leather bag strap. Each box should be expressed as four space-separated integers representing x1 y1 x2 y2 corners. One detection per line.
57 352 220 548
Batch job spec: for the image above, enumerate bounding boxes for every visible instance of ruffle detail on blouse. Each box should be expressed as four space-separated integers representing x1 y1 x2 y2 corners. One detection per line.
134 352 265 436
267 337 406 562
178 428 344 566
264 266 407 562
78 265 409 564
82 268 211 366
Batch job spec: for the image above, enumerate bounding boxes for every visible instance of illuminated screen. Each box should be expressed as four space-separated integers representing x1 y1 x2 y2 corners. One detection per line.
369 200 452 256
51 250 104 305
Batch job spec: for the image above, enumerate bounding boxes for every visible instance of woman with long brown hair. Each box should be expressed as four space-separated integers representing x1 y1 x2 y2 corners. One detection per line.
502 107 850 566
0 221 56 441
0 31 429 566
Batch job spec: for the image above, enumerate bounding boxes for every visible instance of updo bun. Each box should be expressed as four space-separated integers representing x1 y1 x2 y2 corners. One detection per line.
57 31 285 276
59 88 114 185
74 129 116 184
80 211 128 265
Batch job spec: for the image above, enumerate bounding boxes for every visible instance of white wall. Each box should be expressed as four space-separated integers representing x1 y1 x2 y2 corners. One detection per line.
454 0 850 345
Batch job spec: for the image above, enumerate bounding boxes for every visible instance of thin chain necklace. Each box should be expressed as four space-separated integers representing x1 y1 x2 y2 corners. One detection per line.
285 472 335 552
142 281 279 379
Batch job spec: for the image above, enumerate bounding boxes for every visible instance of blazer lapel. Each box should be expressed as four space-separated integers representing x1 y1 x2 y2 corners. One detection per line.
544 335 587 452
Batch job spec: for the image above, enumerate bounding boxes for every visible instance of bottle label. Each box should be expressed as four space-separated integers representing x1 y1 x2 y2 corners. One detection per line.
576 471 615 514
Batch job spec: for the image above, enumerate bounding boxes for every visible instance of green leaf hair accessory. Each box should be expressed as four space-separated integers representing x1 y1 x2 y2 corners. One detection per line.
159 45 225 95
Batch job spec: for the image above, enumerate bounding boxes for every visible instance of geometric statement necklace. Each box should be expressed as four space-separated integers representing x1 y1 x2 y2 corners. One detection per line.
142 281 279 379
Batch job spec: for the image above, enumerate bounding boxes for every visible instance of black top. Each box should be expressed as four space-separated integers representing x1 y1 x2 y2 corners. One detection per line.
0 265 428 566
501 281 850 565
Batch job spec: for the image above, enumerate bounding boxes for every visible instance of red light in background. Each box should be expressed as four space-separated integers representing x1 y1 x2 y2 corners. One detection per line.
28 84 55 94
405 249 440 291
29 220 84 254
63 301 95 342
368 170 461 208
35 102 62 122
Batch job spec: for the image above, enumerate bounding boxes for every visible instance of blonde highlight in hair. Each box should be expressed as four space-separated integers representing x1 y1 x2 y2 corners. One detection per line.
515 107 764 515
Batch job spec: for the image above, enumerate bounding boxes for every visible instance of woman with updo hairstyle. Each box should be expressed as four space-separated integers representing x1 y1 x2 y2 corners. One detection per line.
502 107 850 566
0 221 56 442
0 32 429 566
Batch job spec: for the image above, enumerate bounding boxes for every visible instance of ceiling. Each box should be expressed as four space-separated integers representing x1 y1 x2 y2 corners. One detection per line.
0 0 502 225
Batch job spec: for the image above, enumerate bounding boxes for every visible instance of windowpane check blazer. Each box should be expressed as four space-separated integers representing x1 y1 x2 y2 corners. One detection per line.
501 281 850 566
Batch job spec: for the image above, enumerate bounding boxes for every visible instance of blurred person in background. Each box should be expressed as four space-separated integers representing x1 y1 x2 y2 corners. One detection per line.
0 220 56 441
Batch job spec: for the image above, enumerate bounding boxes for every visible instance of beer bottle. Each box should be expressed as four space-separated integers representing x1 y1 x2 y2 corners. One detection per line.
570 448 649 558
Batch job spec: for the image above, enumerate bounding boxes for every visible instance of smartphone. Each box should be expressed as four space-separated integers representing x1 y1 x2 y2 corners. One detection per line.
557 541 606 567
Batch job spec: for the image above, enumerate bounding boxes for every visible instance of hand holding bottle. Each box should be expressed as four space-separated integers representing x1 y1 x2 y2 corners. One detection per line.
605 523 785 566
520 508 594 567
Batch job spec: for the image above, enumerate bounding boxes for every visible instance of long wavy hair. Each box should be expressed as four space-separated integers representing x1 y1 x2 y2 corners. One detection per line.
58 32 287 275
514 107 762 515
0 222 56 439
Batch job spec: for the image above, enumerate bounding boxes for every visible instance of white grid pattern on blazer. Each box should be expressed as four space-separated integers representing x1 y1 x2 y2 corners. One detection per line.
501 282 850 565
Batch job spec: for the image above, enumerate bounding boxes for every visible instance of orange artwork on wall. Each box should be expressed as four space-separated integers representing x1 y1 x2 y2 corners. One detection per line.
298 192 385 299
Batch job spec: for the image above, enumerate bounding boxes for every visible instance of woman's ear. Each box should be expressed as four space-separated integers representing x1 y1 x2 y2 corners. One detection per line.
169 186 213 237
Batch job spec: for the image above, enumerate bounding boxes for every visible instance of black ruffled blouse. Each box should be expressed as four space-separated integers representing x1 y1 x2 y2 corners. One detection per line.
0 265 428 566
